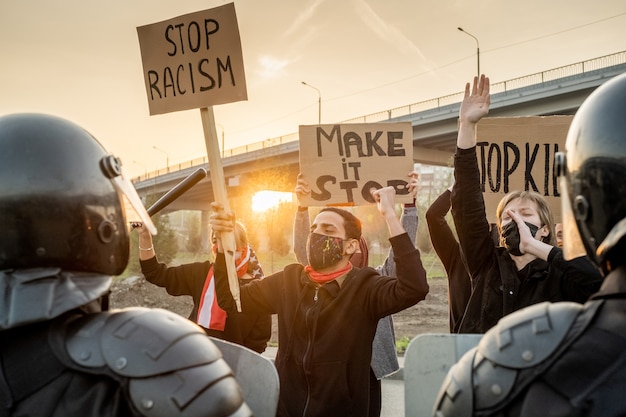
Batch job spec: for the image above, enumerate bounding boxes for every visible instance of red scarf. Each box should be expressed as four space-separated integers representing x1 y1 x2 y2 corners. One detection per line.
305 262 352 284
197 245 251 330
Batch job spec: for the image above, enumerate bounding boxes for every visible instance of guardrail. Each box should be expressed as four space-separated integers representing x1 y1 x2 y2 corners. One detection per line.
132 50 626 183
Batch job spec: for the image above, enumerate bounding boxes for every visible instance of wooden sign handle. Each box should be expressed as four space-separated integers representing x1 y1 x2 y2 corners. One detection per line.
200 106 241 312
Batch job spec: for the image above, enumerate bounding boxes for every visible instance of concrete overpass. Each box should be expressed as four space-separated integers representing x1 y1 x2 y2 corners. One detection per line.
133 51 626 213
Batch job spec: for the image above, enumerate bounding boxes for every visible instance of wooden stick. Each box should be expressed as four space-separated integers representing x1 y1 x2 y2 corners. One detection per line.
200 106 241 312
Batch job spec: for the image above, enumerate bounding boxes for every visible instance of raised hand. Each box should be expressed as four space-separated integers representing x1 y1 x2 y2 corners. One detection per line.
294 173 310 205
457 74 490 149
460 74 490 124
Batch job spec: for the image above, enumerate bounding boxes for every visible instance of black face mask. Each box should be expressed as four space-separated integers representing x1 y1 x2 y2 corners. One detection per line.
307 232 345 270
501 221 540 256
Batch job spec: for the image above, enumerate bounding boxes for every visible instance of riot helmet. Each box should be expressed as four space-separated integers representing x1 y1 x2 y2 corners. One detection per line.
556 72 626 272
0 113 155 275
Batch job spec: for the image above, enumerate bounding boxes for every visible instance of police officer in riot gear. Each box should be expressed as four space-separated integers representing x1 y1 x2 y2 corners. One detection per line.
433 72 626 417
0 113 251 417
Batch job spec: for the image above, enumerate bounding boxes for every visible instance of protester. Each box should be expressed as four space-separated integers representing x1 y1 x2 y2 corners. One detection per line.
425 185 472 333
433 70 626 417
135 220 271 353
0 113 250 416
292 172 419 417
554 222 563 247
210 185 429 417
450 75 602 333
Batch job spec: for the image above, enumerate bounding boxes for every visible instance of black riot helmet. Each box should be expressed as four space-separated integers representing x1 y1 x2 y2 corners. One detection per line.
0 113 155 275
556 72 626 273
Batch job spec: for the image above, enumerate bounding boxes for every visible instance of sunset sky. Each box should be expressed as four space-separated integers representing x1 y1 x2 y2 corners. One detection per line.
2 0 625 178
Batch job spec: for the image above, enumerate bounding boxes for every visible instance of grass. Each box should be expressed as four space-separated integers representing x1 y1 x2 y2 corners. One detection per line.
395 336 412 355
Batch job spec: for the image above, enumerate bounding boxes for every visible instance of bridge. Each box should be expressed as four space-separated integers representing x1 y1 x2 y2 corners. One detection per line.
133 51 626 213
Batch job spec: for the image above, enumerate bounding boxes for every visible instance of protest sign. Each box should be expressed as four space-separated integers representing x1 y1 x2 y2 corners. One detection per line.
299 123 414 206
476 116 573 223
137 3 246 310
137 3 247 115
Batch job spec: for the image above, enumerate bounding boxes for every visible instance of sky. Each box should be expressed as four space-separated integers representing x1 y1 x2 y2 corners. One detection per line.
2 0 625 179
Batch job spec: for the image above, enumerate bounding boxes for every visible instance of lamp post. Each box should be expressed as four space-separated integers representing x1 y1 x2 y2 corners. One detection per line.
152 145 170 172
457 27 480 78
301 81 321 124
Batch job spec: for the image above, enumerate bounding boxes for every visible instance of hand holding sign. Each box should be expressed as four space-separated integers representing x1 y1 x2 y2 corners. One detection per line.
407 170 420 199
294 173 311 207
209 202 236 242
208 201 242 311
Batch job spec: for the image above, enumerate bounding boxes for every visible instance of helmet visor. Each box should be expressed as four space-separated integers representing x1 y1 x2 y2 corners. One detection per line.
559 176 586 260
112 175 157 235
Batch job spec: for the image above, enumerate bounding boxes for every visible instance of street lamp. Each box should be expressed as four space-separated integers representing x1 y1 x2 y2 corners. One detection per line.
457 27 480 78
152 145 170 172
301 81 321 124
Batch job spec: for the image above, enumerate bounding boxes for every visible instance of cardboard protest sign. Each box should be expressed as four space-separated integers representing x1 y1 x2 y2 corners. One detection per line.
475 116 573 223
136 3 246 310
137 3 247 115
299 123 414 206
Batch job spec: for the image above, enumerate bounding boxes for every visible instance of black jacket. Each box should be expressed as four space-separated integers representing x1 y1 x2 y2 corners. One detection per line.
140 256 271 353
426 189 472 332
452 146 603 333
213 233 428 417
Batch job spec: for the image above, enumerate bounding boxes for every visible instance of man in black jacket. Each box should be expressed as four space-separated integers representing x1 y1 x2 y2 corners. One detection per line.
210 185 429 417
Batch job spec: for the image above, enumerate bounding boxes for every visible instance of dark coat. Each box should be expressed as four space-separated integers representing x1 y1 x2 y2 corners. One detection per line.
425 189 472 333
451 146 603 333
140 256 271 353
213 233 428 417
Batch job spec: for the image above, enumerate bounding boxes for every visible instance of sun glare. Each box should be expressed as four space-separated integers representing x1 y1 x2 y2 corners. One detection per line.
252 190 293 213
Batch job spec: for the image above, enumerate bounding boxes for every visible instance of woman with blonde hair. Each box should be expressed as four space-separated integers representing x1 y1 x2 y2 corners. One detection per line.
451 75 602 333
495 190 556 247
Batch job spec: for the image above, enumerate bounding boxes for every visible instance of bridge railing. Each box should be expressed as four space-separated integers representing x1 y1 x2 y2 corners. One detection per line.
132 50 626 183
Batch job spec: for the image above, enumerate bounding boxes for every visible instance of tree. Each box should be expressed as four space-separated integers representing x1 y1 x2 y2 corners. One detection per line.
185 212 202 253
